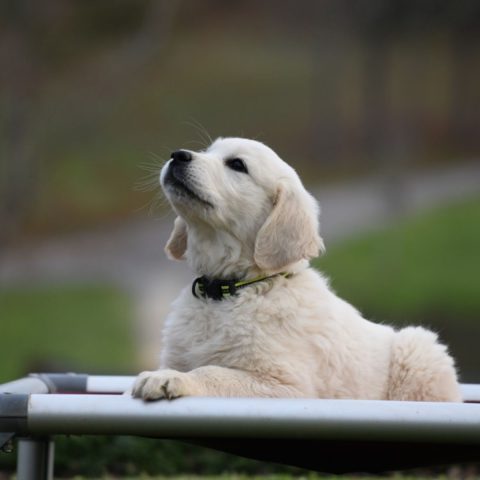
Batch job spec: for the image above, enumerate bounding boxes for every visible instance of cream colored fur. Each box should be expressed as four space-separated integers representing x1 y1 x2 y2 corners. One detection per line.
132 137 461 402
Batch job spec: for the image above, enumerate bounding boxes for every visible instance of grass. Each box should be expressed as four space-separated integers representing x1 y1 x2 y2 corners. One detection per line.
314 196 480 322
0 284 136 383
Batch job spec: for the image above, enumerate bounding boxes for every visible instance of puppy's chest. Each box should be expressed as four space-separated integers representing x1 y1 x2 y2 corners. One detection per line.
165 293 293 369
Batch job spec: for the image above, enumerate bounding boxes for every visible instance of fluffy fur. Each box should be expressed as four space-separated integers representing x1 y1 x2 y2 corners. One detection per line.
132 137 461 402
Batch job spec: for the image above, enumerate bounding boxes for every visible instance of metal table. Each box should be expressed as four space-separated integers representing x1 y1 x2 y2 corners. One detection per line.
1 373 480 479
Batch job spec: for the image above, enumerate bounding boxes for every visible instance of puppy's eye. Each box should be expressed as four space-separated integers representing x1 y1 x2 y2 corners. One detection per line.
225 158 248 174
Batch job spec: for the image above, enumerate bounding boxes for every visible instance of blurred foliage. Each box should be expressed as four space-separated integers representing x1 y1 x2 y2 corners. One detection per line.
0 436 306 476
0 1 152 66
52 437 305 477
1 0 479 243
0 435 466 477
314 195 480 380
0 285 136 383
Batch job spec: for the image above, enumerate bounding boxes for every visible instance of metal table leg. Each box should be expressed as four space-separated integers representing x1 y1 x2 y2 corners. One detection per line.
17 437 54 480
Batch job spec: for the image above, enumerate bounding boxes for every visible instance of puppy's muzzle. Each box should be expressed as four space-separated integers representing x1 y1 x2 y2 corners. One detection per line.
163 150 214 208
166 150 192 184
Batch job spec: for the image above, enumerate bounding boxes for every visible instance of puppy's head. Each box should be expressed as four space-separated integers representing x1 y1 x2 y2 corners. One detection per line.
161 137 324 273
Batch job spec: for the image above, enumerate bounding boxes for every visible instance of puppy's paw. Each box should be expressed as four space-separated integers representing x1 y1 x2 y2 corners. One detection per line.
131 369 199 401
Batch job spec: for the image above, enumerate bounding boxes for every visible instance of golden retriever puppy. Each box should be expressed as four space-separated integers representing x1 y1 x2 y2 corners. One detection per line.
132 138 461 402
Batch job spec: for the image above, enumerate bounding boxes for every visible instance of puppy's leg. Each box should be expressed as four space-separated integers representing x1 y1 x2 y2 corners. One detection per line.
132 366 301 400
387 326 461 402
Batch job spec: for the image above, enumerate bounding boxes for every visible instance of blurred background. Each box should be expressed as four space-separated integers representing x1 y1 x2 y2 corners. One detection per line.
1 0 480 387
0 0 480 381
0 0 480 475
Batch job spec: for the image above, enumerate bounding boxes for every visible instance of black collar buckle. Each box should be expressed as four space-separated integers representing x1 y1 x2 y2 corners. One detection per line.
192 276 238 301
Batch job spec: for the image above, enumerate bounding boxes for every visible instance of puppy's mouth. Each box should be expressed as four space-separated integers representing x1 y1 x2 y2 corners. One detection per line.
163 164 213 208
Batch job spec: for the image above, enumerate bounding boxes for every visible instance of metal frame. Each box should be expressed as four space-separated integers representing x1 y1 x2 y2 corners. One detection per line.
16 438 54 480
1 373 480 479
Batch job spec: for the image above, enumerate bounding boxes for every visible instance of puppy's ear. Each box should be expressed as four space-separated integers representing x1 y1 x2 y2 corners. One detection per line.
165 216 188 260
254 180 324 271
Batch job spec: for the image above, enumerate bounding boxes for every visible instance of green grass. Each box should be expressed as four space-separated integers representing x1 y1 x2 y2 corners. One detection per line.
314 196 480 322
0 284 136 383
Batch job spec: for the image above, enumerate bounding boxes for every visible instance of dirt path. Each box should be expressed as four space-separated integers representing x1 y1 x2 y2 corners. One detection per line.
1 161 479 366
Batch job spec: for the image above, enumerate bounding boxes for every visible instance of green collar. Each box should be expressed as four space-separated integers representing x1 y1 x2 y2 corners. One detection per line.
192 272 291 301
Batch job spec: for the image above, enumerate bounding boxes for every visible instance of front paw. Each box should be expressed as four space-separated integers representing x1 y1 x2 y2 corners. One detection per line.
131 369 198 401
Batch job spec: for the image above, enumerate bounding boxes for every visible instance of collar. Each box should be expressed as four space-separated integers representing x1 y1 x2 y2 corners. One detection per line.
192 272 291 301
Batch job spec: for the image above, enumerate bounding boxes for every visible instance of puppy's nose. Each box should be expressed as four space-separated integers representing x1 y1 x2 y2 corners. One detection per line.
171 150 192 163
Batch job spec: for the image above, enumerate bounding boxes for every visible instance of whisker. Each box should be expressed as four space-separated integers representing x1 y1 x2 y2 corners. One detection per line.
184 118 213 148
134 173 159 192
137 161 162 174
135 155 165 192
133 152 168 216
185 139 209 149
146 150 167 163
134 190 168 216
